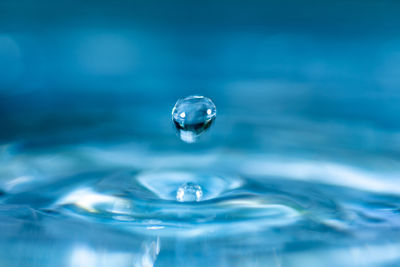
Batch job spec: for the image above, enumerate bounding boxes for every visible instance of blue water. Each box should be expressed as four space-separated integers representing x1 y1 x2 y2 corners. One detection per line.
2 0 400 266
1 131 400 266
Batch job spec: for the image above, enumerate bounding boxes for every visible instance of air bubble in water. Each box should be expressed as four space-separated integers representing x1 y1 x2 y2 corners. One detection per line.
176 182 203 202
172 95 216 143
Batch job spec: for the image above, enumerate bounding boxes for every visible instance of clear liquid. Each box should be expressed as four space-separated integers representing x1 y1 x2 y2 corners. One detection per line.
2 4 400 265
0 139 399 266
172 96 217 143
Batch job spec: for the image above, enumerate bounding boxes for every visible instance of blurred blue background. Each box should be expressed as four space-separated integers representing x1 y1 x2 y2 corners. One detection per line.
1 0 400 158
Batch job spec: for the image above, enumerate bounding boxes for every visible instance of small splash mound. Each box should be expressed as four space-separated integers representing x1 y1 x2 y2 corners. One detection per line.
172 95 217 143
176 183 203 202
135 171 242 201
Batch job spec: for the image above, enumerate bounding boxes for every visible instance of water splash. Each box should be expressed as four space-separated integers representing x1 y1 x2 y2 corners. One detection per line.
176 182 203 202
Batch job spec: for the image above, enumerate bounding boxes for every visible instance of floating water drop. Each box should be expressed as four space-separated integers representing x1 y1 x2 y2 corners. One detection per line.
176 182 203 202
172 95 216 143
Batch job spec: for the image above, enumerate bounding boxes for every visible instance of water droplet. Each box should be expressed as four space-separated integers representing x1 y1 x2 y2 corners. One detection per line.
176 182 203 202
172 95 217 143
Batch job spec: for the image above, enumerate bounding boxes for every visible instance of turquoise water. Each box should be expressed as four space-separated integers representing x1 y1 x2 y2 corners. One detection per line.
1 122 400 266
2 0 400 266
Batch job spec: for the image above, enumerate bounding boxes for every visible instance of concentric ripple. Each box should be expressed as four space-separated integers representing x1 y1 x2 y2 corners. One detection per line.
1 144 400 244
54 171 301 236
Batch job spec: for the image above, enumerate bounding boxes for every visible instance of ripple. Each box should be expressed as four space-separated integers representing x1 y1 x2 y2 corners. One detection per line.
2 144 399 242
44 158 400 238
54 171 301 236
